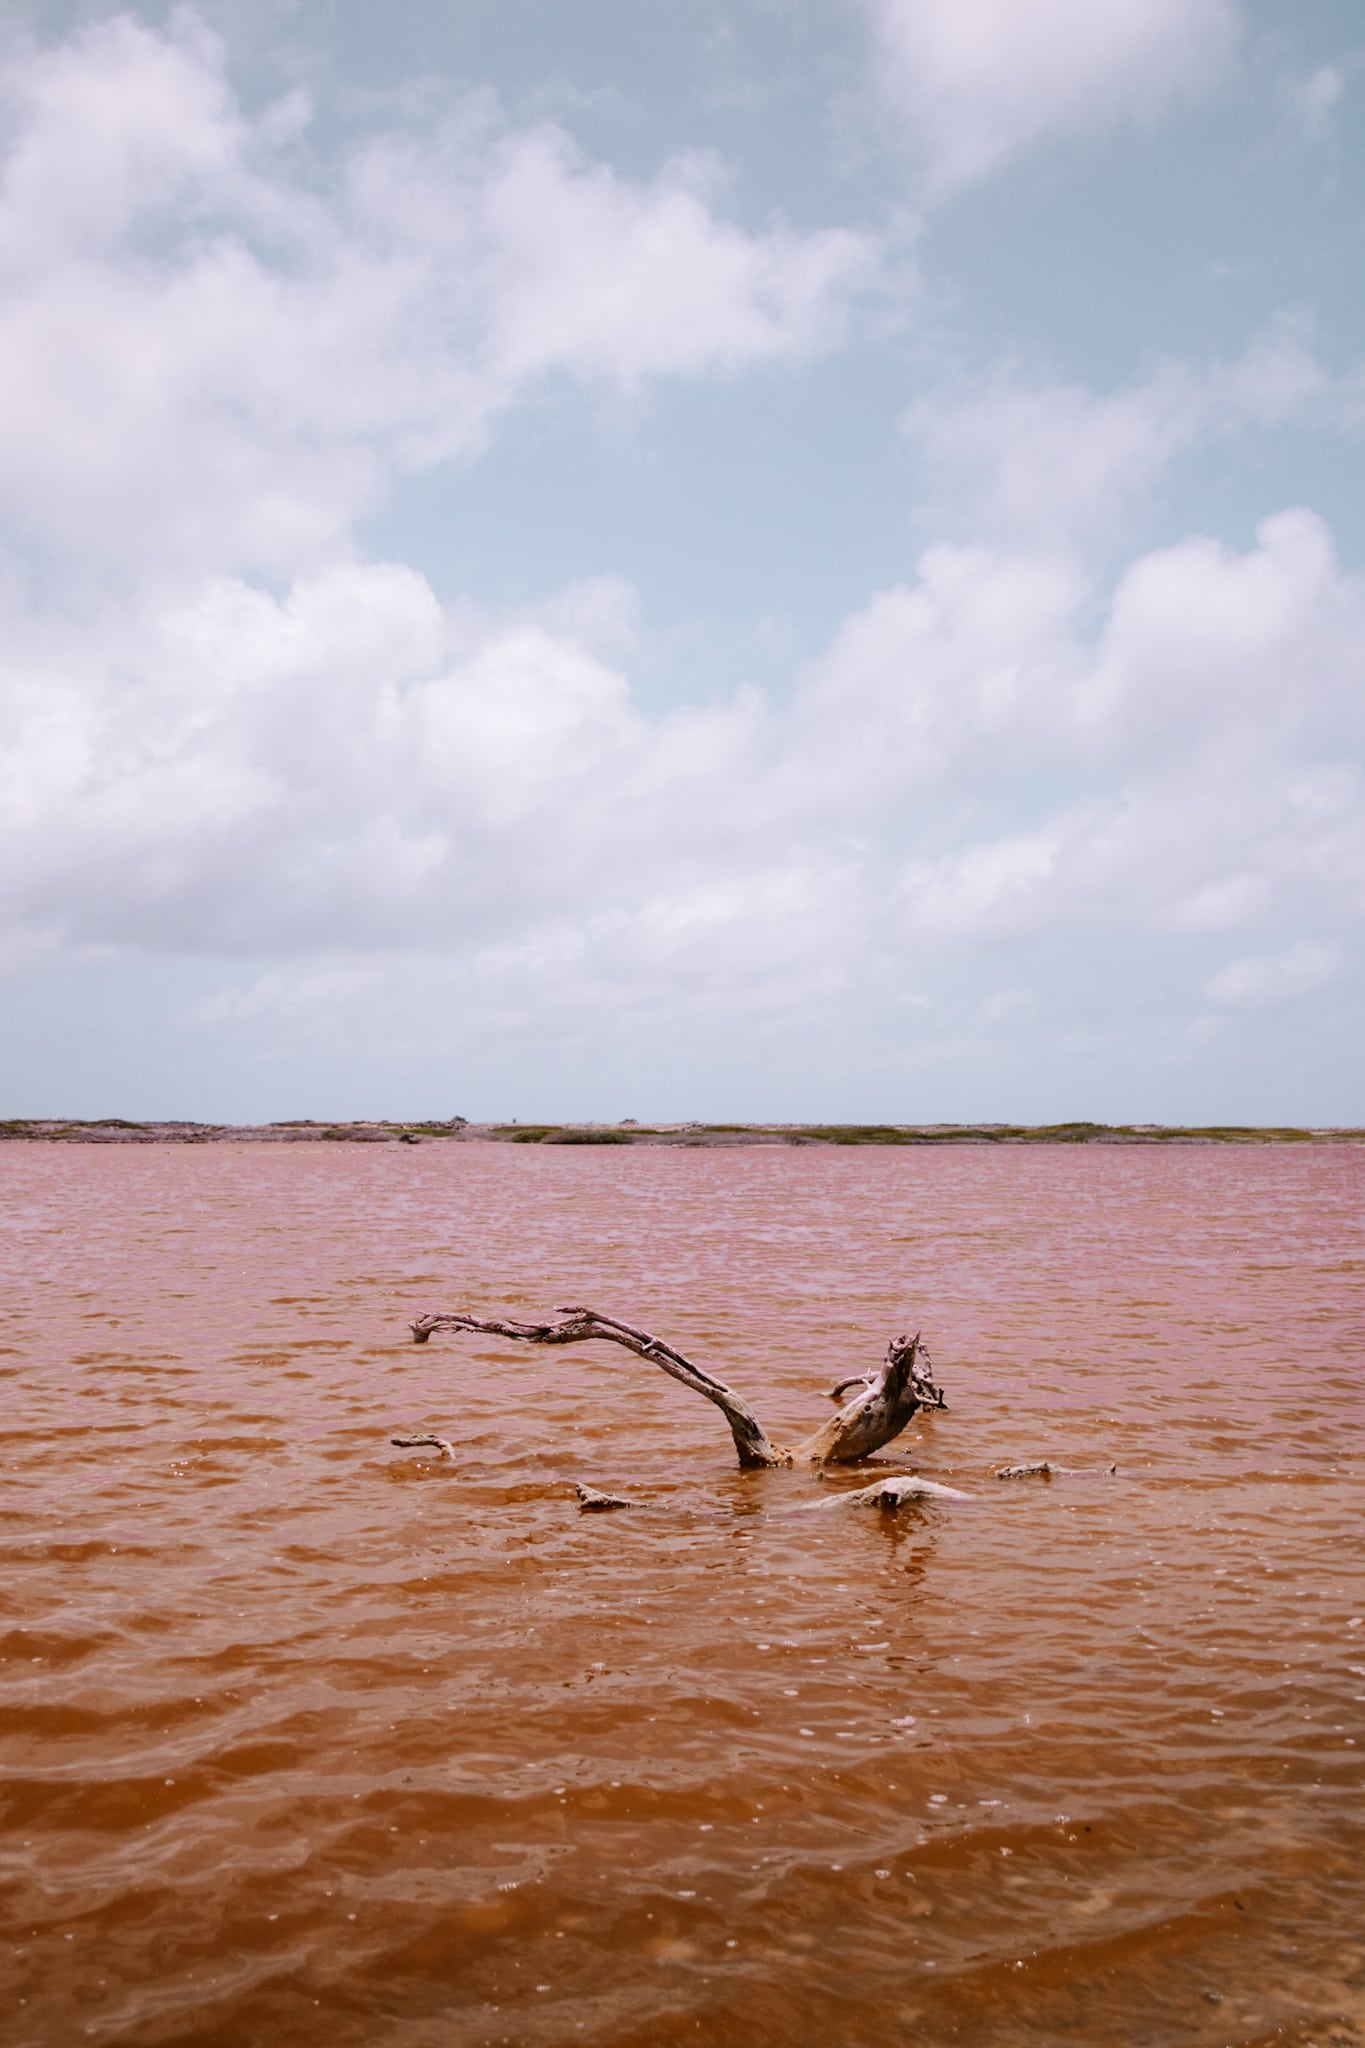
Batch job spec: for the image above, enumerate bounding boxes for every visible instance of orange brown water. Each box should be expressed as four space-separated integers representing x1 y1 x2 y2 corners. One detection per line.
2 1141 1362 2048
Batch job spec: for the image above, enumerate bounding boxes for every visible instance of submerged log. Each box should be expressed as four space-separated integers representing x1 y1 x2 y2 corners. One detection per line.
407 1305 946 1469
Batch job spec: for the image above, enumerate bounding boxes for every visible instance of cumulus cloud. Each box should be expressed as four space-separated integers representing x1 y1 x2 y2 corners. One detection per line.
802 510 1365 960
792 542 1084 796
0 13 873 585
0 550 790 963
5 505 1361 1016
1080 509 1365 753
866 0 1241 192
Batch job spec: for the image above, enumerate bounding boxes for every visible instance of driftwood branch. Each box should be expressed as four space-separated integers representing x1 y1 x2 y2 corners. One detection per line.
391 1432 456 1460
572 1475 970 1517
575 1483 641 1511
394 1307 1124 1522
996 1460 1118 1479
411 1304 785 1467
408 1306 946 1469
814 1474 972 1510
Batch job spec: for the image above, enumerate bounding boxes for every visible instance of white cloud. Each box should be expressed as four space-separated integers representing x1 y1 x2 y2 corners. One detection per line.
792 542 1084 795
0 10 238 267
901 370 1202 553
1204 942 1343 1008
1081 509 1365 751
898 321 1347 562
867 0 1241 192
893 763 1364 950
0 551 787 960
799 510 1365 953
899 818 1075 938
0 14 873 585
467 132 869 385
8 498 1360 999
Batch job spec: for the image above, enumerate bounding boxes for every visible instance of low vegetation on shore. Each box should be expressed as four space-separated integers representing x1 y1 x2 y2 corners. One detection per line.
2 1118 1360 1146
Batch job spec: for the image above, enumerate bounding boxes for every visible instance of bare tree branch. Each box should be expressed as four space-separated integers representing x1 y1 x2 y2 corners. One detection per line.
410 1304 787 1468
408 1307 947 1469
391 1433 456 1460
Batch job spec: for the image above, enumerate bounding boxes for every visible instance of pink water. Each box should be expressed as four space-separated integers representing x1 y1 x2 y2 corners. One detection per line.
2 1140 1363 2047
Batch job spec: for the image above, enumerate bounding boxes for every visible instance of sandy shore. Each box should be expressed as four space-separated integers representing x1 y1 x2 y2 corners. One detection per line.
3 1117 1362 1145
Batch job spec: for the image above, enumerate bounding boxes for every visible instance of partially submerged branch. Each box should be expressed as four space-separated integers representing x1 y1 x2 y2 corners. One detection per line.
814 1473 971 1510
394 1307 1126 1524
410 1304 786 1467
797 1333 944 1464
408 1306 946 1469
391 1432 456 1461
996 1460 1118 1479
575 1483 641 1511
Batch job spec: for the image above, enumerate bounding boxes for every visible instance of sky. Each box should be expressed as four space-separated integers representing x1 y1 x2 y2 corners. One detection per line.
0 0 1362 1124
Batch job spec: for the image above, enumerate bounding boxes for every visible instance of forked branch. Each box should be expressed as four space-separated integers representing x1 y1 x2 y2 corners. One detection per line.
798 1332 945 1464
408 1305 946 1468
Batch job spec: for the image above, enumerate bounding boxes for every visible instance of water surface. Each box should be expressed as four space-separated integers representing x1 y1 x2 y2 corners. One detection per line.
2 1141 1362 2046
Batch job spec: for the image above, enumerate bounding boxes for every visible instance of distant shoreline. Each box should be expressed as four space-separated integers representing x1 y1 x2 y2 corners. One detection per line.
4 1118 1362 1147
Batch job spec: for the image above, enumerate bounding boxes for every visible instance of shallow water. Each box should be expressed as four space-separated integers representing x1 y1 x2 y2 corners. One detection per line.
2 1140 1362 2048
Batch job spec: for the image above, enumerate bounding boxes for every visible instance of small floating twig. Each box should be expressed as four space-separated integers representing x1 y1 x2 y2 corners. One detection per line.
995 1460 1118 1479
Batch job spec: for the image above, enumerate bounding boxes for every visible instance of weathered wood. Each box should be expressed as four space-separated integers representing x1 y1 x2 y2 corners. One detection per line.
408 1306 946 1469
391 1432 456 1460
995 1460 1118 1479
813 1473 972 1510
411 1304 788 1468
575 1483 642 1511
795 1334 944 1465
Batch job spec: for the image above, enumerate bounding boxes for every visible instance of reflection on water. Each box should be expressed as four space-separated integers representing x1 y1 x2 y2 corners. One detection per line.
2 1140 1363 2047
